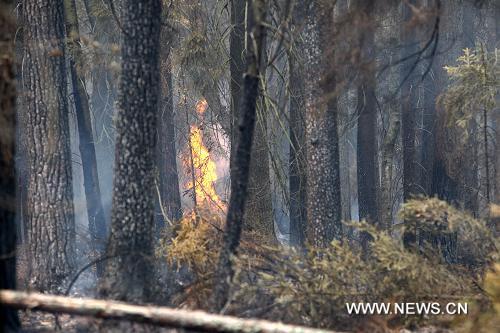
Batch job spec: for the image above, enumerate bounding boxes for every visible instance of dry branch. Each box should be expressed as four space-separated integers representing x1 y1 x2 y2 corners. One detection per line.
0 290 341 333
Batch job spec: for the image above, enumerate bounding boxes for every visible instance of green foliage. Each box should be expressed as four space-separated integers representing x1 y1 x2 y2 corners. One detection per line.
439 46 499 131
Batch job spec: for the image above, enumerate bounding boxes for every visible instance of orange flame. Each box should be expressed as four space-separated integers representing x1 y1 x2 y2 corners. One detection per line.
196 99 208 115
185 99 225 212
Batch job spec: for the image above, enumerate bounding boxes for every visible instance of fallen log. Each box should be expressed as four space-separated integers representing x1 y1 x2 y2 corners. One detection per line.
0 290 340 333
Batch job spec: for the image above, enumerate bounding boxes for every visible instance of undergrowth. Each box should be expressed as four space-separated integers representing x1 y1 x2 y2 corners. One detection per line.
157 197 499 332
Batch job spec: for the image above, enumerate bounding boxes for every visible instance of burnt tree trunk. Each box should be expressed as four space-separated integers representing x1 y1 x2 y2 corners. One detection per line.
21 0 76 293
100 0 162 303
64 0 107 277
0 0 20 330
302 1 342 247
212 0 267 311
229 0 246 181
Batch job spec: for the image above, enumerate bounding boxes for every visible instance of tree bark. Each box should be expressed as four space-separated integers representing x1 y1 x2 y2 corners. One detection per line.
0 1 20 330
243 34 275 245
243 115 275 244
0 290 340 333
400 0 425 248
377 3 400 232
229 0 246 181
288 47 307 248
156 31 182 231
354 0 379 233
100 0 162 303
21 0 76 293
401 1 423 205
212 0 267 311
430 1 461 207
495 0 500 228
301 1 342 247
64 0 107 277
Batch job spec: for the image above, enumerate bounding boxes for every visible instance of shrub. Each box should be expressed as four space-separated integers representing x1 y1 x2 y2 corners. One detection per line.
157 198 498 330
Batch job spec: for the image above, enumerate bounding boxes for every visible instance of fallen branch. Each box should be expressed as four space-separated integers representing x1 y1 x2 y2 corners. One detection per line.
0 290 340 333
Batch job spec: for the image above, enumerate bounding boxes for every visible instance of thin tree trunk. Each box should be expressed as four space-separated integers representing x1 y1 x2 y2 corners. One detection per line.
400 0 422 248
379 92 399 231
0 0 20 329
354 0 378 231
212 0 267 311
100 0 162 303
430 0 462 207
229 0 246 182
64 0 107 277
377 3 400 232
302 1 342 247
156 36 182 231
288 48 307 248
495 1 500 226
21 0 76 293
351 0 379 254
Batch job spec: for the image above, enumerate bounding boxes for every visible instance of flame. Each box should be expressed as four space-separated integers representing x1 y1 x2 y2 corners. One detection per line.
185 99 225 212
196 99 208 115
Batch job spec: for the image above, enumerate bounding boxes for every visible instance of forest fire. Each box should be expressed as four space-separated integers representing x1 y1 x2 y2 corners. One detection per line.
184 99 225 212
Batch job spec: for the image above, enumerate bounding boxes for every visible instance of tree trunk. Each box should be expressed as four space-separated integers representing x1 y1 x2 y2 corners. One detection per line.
156 32 182 232
243 116 275 243
495 0 500 226
379 108 399 231
0 0 20 330
302 1 342 247
64 0 107 277
288 48 307 248
212 0 267 311
430 0 463 207
21 0 76 293
100 0 162 303
401 1 422 205
229 0 246 182
377 3 400 231
400 0 424 248
354 0 378 233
